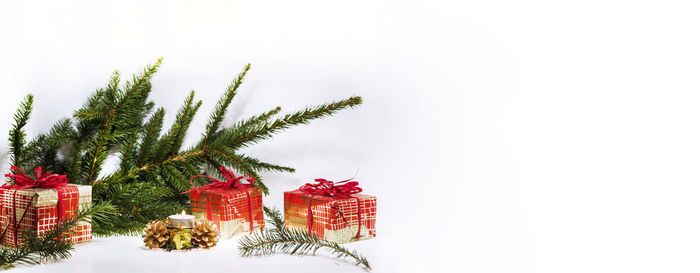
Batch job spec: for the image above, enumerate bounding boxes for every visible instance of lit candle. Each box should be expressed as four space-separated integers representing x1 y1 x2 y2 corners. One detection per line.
168 210 195 228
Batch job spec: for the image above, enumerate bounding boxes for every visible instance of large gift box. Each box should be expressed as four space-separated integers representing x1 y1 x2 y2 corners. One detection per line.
0 167 92 247
188 167 265 238
284 178 377 243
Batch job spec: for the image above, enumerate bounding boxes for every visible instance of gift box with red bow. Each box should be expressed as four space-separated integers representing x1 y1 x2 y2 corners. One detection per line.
186 167 265 238
284 178 377 243
0 166 92 248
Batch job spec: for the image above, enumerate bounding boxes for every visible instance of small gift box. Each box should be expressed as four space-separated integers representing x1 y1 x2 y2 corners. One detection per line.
186 167 264 238
0 167 92 248
284 178 377 243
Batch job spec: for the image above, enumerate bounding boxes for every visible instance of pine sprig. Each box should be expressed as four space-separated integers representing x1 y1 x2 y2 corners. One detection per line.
202 63 251 147
263 206 285 231
226 96 362 149
135 108 165 166
9 94 34 168
238 207 371 270
0 202 116 270
81 59 161 184
243 156 295 173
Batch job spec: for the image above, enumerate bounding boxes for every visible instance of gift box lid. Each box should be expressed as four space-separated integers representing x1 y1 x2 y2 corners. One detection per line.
4 184 91 207
285 190 375 202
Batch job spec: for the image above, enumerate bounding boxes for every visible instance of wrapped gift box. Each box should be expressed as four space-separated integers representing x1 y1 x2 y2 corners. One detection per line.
284 190 377 243
190 187 264 238
0 184 92 247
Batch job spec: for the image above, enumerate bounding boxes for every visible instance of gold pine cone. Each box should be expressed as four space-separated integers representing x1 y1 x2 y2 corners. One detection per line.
143 220 170 249
192 221 219 249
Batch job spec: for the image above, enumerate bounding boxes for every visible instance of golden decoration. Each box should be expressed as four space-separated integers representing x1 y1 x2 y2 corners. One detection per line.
191 221 220 249
142 220 170 249
170 228 192 250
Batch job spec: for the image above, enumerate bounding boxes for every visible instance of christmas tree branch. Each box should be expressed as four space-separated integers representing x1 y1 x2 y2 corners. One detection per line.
206 147 267 193
136 108 165 166
243 156 295 173
228 96 362 149
84 59 161 184
202 63 251 147
9 94 34 168
230 106 282 132
0 202 116 270
238 207 371 270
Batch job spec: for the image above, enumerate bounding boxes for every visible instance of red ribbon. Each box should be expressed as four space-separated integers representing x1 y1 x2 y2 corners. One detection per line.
2 166 70 246
298 178 363 239
184 167 256 234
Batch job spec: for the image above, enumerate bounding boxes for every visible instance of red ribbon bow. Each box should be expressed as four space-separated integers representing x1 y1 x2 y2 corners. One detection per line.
3 166 69 190
185 167 254 194
298 178 362 197
184 167 256 234
298 178 364 239
1 166 71 246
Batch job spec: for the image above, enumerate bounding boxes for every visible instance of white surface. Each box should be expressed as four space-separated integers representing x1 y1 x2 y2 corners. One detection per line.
11 235 378 273
2 0 700 272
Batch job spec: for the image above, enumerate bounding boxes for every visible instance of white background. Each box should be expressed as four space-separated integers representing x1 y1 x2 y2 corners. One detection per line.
1 0 700 272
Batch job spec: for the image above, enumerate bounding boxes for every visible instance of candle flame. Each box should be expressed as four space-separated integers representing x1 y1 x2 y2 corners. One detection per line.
180 210 186 215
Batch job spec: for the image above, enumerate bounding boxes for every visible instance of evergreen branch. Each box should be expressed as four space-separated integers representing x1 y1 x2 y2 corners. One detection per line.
170 100 202 156
85 60 162 184
17 118 74 173
9 94 34 167
243 156 295 173
263 206 285 231
227 106 282 133
136 108 165 166
83 72 121 184
103 71 121 105
0 202 116 270
118 127 141 173
227 96 362 148
94 150 205 186
121 58 162 104
84 134 110 184
17 118 74 174
161 150 205 167
238 207 371 270
67 103 104 182
92 183 185 236
162 163 192 192
202 64 251 147
136 151 204 173
154 91 201 161
73 110 103 120
42 118 76 148
207 147 268 194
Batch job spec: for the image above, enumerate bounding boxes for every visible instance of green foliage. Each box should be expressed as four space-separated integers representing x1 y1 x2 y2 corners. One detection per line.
6 60 362 236
0 202 116 270
8 94 34 168
239 207 371 270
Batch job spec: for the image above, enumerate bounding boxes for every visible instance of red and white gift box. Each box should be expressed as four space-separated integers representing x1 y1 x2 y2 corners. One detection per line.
0 184 92 247
190 186 265 238
284 178 377 243
187 167 265 238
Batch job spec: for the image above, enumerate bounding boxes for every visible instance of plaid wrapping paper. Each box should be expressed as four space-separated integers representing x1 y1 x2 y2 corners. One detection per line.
190 187 264 239
284 190 377 243
0 184 92 247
